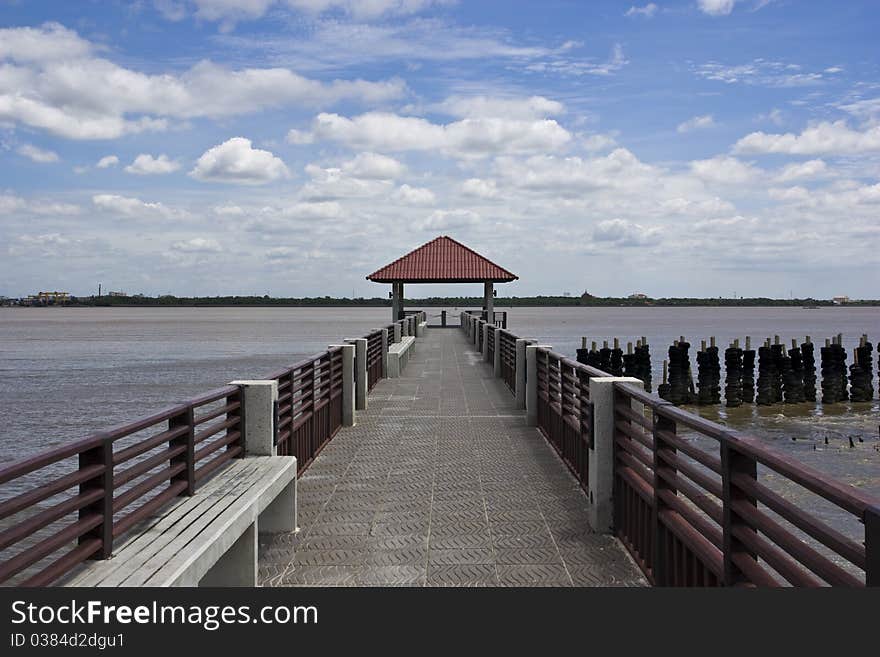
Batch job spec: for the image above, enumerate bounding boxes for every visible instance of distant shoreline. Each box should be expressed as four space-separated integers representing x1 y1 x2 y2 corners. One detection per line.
4 298 879 309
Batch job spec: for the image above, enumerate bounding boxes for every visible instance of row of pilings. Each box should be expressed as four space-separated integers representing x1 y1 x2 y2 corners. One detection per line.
574 334 875 407
576 337 652 392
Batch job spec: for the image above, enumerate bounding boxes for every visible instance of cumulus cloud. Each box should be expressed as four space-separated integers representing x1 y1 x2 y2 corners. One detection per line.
698 0 737 16
734 121 880 155
774 159 828 182
125 153 181 175
392 184 436 205
170 237 222 253
417 209 480 231
96 155 119 168
625 4 658 18
690 156 761 184
302 111 572 158
16 144 59 163
460 178 498 199
92 194 180 219
594 219 661 246
434 95 564 120
341 152 406 180
0 193 80 216
677 114 715 133
0 23 405 140
190 137 289 184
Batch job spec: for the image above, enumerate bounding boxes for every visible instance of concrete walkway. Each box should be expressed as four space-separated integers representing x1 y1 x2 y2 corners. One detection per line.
259 328 646 587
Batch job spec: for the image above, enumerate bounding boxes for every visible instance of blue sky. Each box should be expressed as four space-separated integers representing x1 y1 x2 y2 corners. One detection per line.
1 0 878 298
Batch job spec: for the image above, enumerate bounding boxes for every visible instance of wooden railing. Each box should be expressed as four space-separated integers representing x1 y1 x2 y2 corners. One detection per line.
535 349 597 491
465 315 880 587
366 330 384 391
266 348 343 474
612 381 879 586
0 386 242 586
498 330 517 392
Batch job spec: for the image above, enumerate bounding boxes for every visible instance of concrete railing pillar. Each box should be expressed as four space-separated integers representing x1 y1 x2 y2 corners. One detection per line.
493 328 502 376
329 344 355 427
588 377 643 533
381 328 389 378
394 323 402 344
353 338 368 411
228 380 278 456
515 339 528 408
401 319 409 337
525 345 552 425
482 323 490 361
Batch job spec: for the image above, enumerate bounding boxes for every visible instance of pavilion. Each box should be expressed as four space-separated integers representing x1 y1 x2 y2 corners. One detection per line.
366 236 518 323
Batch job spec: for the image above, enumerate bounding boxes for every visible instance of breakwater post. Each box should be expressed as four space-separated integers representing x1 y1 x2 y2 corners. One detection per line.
724 339 743 407
801 336 816 402
821 336 848 404
696 336 721 405
784 339 806 403
742 336 755 404
850 335 875 402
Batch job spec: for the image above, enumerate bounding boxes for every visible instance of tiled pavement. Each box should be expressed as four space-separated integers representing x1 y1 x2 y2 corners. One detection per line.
259 328 647 587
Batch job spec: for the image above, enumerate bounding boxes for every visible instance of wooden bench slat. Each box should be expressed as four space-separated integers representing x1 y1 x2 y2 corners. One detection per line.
65 457 296 587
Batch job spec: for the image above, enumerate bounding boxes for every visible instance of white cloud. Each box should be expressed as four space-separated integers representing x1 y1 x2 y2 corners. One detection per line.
190 137 289 184
417 209 480 231
305 111 572 158
125 153 181 175
694 60 827 87
341 152 406 180
734 121 880 155
92 194 179 219
392 184 436 205
625 4 658 18
286 129 315 144
582 133 617 152
0 193 80 216
774 159 827 182
698 0 737 16
282 201 343 220
179 0 450 27
96 155 119 168
690 156 760 184
756 108 784 126
677 114 716 133
435 95 564 120
594 219 661 246
460 178 498 199
16 143 59 163
0 23 405 140
524 43 628 77
170 237 222 253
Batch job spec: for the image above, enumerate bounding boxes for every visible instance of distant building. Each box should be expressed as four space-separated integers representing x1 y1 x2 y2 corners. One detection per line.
628 293 649 300
832 295 850 305
108 291 128 297
36 291 70 304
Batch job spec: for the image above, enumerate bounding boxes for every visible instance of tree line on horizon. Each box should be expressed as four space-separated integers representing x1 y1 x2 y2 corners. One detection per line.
50 293 878 307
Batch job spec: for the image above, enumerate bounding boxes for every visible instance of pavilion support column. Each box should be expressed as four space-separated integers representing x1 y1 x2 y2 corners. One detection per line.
391 282 403 323
399 282 405 321
484 281 494 323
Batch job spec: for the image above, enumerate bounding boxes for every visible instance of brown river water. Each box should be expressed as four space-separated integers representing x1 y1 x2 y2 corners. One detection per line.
1 305 878 514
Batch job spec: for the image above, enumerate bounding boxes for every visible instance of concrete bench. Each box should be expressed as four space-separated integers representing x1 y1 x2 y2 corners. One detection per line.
416 321 428 338
64 456 297 587
387 335 416 378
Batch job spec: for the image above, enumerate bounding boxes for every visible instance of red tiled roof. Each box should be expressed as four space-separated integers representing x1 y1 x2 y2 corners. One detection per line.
366 236 518 283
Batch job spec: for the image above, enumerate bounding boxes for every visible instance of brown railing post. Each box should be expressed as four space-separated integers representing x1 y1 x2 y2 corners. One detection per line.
79 433 114 559
864 505 880 586
231 385 245 457
170 404 195 496
721 442 758 585
651 413 676 585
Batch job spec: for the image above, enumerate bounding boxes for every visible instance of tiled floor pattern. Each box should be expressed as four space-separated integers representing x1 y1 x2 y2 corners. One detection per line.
259 329 646 587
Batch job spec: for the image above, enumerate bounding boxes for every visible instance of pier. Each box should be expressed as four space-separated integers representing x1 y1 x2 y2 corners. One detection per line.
1 237 878 588
258 328 645 587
